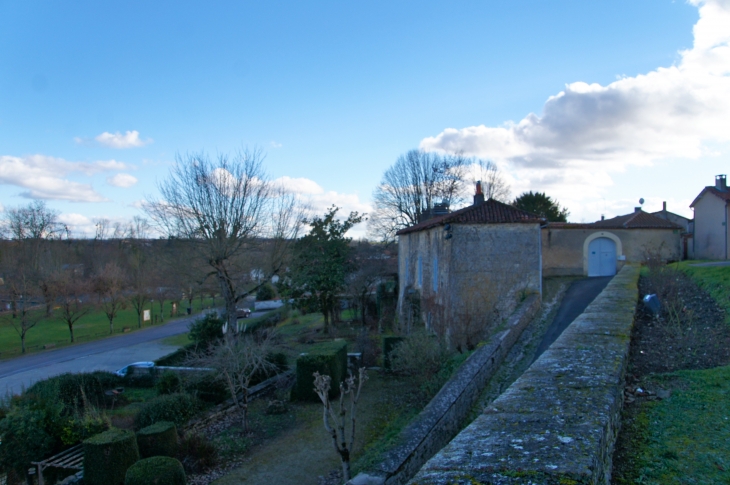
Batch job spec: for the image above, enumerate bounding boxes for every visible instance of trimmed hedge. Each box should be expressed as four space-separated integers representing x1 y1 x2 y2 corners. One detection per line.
125 456 186 485
25 371 123 411
239 306 288 334
135 393 200 430
291 340 347 402
155 344 195 366
84 428 140 485
382 336 404 370
136 421 178 458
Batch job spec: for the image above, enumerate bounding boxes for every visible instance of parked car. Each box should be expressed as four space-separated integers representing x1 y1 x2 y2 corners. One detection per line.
236 307 251 318
115 361 155 377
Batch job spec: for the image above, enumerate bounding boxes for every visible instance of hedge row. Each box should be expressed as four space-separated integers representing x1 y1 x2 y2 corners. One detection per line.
84 429 140 485
291 340 347 402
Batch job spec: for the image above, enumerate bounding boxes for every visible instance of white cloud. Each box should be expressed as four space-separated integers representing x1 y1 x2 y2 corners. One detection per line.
273 176 325 195
270 141 283 149
94 130 152 149
107 173 138 188
420 0 730 221
0 154 131 202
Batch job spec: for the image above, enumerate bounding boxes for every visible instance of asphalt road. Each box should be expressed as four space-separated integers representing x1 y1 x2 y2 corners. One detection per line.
0 309 268 395
532 276 614 363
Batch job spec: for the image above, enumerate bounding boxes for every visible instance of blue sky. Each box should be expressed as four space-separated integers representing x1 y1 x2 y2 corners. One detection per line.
1 0 728 237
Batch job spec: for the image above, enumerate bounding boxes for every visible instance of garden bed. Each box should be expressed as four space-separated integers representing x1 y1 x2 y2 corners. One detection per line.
611 264 730 484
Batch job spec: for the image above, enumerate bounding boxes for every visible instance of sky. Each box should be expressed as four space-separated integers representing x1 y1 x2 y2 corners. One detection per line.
0 0 728 238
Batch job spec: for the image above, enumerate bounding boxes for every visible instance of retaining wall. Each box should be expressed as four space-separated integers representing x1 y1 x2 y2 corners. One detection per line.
408 265 639 485
349 293 541 485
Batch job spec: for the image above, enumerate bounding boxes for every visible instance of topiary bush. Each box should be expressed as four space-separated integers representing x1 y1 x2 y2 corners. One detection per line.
83 428 140 485
156 371 182 395
291 340 347 402
135 393 200 430
136 421 179 458
124 456 186 485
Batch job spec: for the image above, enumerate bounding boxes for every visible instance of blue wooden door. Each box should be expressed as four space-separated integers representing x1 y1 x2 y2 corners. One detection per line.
588 237 616 276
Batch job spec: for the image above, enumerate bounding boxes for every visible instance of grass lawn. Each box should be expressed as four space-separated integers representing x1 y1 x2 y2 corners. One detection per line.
616 366 730 484
0 297 216 359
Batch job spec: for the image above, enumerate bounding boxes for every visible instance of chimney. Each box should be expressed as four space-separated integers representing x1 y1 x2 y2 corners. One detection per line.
634 207 642 213
473 181 485 206
716 174 727 191
601 215 605 221
662 201 667 212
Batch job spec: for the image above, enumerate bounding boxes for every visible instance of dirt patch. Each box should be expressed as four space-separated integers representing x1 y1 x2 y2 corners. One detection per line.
612 268 730 484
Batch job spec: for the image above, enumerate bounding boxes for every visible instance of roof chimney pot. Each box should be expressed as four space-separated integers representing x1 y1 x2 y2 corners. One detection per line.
663 201 667 212
634 207 642 213
716 174 727 191
473 181 485 206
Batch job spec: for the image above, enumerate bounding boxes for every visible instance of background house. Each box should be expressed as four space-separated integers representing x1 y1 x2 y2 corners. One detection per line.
542 209 683 277
396 190 543 348
691 174 730 260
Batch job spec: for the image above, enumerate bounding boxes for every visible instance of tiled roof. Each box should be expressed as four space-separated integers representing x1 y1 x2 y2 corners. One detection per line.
396 199 544 235
547 210 682 230
690 187 730 207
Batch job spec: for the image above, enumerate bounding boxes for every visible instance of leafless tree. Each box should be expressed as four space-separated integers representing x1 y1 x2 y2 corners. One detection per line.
51 270 91 342
466 158 511 203
3 201 61 271
144 149 304 330
93 263 127 334
313 368 368 482
125 242 153 328
369 150 468 242
5 271 43 354
192 332 278 432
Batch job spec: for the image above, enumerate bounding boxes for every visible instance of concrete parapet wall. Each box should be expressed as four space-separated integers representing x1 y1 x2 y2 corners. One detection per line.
408 265 639 485
349 294 541 485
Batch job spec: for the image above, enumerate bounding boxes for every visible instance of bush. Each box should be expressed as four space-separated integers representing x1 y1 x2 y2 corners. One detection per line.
135 393 200 430
177 432 217 474
390 331 449 384
0 408 55 476
185 375 228 404
136 421 178 458
25 372 123 412
381 336 403 370
155 344 195 366
156 371 182 395
239 306 289 334
125 456 186 485
291 340 347 402
60 412 110 446
188 313 225 348
84 428 140 485
256 282 276 301
122 372 156 389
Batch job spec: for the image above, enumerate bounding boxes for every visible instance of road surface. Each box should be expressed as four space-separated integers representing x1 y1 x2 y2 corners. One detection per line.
0 309 268 395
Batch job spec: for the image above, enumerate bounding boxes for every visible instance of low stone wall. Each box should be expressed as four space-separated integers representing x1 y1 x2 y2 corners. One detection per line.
408 265 639 485
349 294 541 485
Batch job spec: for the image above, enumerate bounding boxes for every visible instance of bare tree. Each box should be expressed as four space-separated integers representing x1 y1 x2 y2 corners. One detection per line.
6 271 43 354
369 150 467 242
466 158 511 203
125 242 153 328
313 368 368 482
3 201 61 271
144 149 303 330
192 332 277 432
51 270 91 342
93 263 127 334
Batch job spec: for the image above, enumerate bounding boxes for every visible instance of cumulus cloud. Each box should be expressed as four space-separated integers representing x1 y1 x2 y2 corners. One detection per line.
0 154 131 202
420 0 730 220
94 130 152 149
273 176 326 195
107 173 138 188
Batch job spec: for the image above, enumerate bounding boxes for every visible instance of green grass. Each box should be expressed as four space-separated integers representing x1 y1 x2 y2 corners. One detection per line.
160 333 191 348
616 366 730 484
0 297 216 360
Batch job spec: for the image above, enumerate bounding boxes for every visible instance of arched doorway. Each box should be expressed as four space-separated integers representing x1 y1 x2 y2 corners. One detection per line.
588 237 617 276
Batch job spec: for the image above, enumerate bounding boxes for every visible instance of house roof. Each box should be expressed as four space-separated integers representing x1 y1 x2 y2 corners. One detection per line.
690 186 730 208
396 199 544 235
547 210 682 230
649 210 691 223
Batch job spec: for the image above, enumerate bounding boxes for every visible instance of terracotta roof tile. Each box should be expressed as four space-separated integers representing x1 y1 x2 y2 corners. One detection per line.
396 199 544 235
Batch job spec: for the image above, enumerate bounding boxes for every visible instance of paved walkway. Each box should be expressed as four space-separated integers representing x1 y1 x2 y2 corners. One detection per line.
0 310 268 395
531 276 613 363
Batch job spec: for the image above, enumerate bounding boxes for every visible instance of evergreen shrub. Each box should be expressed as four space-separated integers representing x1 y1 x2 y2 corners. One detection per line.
135 393 200 429
156 371 182 395
83 428 140 485
124 456 186 485
136 421 178 458
291 340 347 402
382 336 404 370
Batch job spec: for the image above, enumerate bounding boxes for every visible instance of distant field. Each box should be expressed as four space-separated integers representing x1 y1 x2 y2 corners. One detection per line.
0 297 217 359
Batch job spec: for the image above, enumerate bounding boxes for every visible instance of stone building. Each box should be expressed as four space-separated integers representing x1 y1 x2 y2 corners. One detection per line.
396 188 544 348
690 174 730 260
542 208 683 277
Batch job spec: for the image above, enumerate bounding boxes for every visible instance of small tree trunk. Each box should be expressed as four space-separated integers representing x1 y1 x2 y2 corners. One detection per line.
69 325 75 343
20 333 26 354
109 317 114 334
138 312 142 329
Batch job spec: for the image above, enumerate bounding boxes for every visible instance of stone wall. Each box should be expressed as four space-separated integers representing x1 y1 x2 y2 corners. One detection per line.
407 265 639 485
542 227 679 276
349 294 541 485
